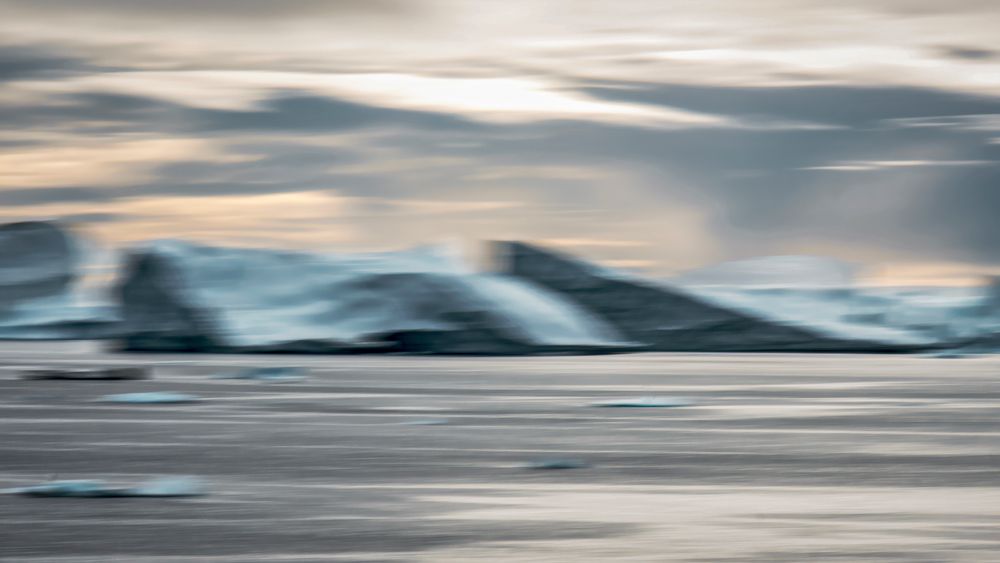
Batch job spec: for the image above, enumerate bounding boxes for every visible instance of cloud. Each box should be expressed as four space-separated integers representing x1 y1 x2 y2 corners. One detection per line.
58 212 124 223
2 0 1000 281
538 238 651 249
189 94 477 132
585 82 1000 129
0 186 111 207
9 70 728 128
0 137 245 187
0 0 412 21
884 114 1000 131
0 44 94 82
801 159 995 172
937 45 998 61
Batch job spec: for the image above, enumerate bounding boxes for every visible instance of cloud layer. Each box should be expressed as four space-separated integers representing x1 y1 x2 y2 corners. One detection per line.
1 0 999 283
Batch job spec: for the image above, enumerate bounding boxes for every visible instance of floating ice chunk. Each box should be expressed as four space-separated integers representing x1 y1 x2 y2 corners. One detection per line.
100 392 201 404
925 350 969 359
128 476 207 497
2 480 125 497
589 396 693 408
500 241 928 352
4 476 206 497
214 367 307 382
523 458 591 470
21 366 149 381
398 418 450 425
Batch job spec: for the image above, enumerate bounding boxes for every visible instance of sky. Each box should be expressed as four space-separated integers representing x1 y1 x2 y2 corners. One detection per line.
1 0 999 284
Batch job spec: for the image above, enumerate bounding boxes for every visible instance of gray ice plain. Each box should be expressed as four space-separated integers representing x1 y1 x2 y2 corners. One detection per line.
4 221 1000 561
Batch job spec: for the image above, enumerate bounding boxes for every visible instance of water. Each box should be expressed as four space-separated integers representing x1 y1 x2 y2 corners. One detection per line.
1 342 999 561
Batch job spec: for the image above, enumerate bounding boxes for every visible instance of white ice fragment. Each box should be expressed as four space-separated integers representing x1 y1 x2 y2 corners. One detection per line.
4 476 206 497
589 396 693 408
129 476 207 497
523 458 591 470
100 392 201 404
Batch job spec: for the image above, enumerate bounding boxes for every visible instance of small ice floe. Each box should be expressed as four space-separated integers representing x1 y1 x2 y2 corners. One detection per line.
3 476 206 498
214 367 307 382
589 396 693 408
100 392 201 404
398 418 450 426
20 366 149 381
925 350 969 359
523 458 591 470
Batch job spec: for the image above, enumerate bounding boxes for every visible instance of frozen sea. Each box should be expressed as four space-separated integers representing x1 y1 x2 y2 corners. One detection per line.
1 342 999 562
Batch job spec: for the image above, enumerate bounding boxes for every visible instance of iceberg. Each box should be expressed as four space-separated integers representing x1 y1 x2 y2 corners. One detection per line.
115 240 632 354
681 286 940 347
4 476 206 498
497 241 930 352
674 256 990 347
0 221 118 339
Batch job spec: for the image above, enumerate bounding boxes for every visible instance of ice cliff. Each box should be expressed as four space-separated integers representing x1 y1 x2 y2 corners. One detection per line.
115 240 632 354
497 242 933 352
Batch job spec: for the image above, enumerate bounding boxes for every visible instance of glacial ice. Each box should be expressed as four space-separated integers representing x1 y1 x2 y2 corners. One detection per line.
673 256 992 346
100 392 202 404
0 221 117 339
115 239 632 354
5 220 1000 354
498 242 935 352
4 476 206 498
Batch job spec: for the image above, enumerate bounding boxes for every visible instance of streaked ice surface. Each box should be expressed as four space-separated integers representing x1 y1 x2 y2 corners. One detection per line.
2 342 1000 561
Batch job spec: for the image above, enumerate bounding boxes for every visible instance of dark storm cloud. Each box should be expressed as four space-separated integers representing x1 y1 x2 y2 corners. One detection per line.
379 100 1000 264
0 0 413 20
190 94 478 133
0 92 183 132
937 45 998 61
568 81 1000 262
4 70 1000 269
903 175 1000 262
582 82 1000 129
0 44 95 82
128 181 322 199
0 187 112 207
0 90 479 136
